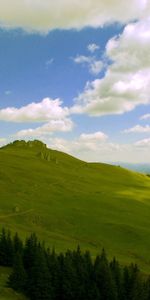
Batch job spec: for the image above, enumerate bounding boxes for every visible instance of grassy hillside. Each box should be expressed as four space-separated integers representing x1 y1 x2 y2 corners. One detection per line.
0 140 150 272
0 267 27 299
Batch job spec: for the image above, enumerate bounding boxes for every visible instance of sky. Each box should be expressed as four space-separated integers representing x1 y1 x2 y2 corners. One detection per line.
0 0 150 163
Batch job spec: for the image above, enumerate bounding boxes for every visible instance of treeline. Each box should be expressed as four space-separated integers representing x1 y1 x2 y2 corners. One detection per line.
0 228 150 300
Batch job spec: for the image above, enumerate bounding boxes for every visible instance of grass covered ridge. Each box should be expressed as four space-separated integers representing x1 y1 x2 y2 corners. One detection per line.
0 140 150 272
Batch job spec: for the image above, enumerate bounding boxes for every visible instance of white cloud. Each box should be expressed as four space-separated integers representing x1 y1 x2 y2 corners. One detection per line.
0 138 7 146
89 61 103 76
47 131 121 161
87 43 100 53
14 118 73 138
0 0 149 32
79 131 107 142
135 138 150 147
73 55 103 75
50 131 108 159
0 97 74 137
140 113 150 120
47 133 150 163
76 131 108 151
74 55 91 64
0 98 69 123
106 19 150 72
124 125 150 133
73 18 150 116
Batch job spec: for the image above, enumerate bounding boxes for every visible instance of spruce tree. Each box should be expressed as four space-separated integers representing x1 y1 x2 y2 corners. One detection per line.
8 252 27 292
129 264 144 300
110 257 123 300
23 233 38 270
25 244 52 300
6 230 14 266
83 250 99 300
94 249 117 300
0 228 13 266
13 232 23 255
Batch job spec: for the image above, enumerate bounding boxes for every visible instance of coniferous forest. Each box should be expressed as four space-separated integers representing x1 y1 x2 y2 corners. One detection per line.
0 229 150 300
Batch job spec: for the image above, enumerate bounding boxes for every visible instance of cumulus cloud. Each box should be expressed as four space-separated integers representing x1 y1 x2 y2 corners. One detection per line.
72 18 150 116
124 125 150 133
46 133 150 163
47 131 122 162
76 131 108 151
14 118 73 138
87 43 100 53
0 97 74 137
0 98 69 123
73 55 103 75
0 0 149 32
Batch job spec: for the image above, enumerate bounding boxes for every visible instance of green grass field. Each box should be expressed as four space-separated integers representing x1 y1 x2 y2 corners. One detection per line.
0 140 150 273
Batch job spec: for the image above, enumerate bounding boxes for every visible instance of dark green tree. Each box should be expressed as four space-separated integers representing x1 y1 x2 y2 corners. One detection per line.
110 257 123 300
13 232 23 255
94 249 117 300
83 250 99 300
129 264 144 300
25 244 52 300
0 228 13 266
123 264 144 300
8 252 27 292
23 233 38 271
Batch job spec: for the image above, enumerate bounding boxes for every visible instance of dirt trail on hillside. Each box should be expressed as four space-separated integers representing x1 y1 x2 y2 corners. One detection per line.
0 209 34 219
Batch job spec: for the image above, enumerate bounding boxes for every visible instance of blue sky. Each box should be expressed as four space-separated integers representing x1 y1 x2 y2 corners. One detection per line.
0 0 150 163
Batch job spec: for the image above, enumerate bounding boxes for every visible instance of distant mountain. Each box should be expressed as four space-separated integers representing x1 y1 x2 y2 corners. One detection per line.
112 162 150 174
0 140 150 272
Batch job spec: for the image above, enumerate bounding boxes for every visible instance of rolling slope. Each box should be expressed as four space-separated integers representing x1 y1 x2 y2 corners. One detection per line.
0 140 150 272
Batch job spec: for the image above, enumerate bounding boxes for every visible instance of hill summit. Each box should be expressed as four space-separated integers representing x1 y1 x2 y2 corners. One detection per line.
2 139 47 150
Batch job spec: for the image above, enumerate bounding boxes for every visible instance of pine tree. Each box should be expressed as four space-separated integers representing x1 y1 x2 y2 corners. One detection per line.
94 249 117 300
23 233 38 270
0 228 13 266
0 228 7 265
142 279 149 300
8 252 27 292
63 250 78 300
13 232 23 255
46 247 59 300
123 264 144 300
110 257 123 300
6 230 14 266
129 264 144 300
145 276 150 300
25 243 52 300
83 250 99 300
72 246 86 300
3 229 149 300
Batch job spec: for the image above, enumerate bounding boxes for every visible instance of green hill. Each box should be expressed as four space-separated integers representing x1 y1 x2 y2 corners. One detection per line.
0 140 150 272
